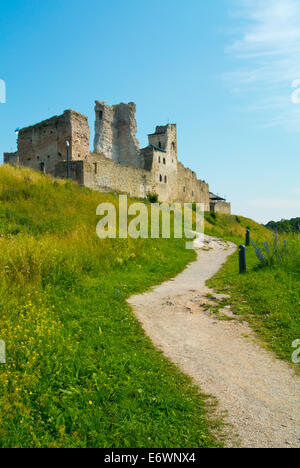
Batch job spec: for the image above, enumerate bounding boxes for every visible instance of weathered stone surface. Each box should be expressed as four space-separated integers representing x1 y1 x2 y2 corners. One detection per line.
219 308 236 318
211 201 231 215
4 152 19 166
211 293 231 301
165 301 175 307
56 152 156 199
17 110 90 175
4 100 230 211
177 162 210 210
192 296 201 303
94 101 140 167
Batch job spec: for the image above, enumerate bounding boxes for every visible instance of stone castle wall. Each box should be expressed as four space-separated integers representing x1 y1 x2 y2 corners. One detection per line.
4 152 19 166
17 110 89 175
177 163 210 211
94 101 140 167
211 201 231 214
145 124 179 203
55 153 155 199
3 100 230 213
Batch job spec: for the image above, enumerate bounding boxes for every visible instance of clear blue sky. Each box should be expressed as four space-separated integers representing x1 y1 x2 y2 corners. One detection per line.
1 0 299 223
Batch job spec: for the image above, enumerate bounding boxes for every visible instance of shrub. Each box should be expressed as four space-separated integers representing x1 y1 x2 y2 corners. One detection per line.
147 192 158 203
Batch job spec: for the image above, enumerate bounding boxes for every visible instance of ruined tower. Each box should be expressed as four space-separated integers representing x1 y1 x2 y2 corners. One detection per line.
17 110 90 175
143 124 179 202
148 124 178 161
94 101 141 167
3 99 230 214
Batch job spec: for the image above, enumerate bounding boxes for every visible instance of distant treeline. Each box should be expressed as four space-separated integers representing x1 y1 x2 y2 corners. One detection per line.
265 217 300 234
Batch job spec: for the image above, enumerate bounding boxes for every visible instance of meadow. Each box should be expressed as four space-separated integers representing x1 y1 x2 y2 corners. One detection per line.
0 165 223 448
1 164 298 448
205 212 300 370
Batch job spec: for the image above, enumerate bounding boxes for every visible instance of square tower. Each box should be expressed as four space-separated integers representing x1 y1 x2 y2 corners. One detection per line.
148 124 178 161
147 124 179 203
17 110 90 175
94 101 141 167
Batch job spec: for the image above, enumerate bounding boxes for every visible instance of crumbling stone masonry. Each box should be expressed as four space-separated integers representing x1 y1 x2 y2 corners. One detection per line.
4 152 18 166
17 110 90 175
209 192 231 214
94 101 141 168
3 100 231 213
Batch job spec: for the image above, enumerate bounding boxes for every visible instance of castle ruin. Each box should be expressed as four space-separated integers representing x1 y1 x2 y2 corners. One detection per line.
4 101 231 213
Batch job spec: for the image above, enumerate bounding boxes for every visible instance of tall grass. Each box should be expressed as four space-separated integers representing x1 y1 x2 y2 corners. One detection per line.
0 165 222 448
251 232 300 274
206 212 300 368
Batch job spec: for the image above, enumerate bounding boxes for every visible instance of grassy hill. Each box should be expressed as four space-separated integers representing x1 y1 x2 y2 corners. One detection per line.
0 164 225 448
204 212 300 369
204 211 273 244
0 164 298 448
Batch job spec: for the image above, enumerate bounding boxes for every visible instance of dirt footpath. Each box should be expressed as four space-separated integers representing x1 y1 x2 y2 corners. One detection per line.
128 236 300 448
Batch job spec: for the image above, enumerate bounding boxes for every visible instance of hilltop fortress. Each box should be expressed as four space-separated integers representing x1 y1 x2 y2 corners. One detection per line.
4 101 231 213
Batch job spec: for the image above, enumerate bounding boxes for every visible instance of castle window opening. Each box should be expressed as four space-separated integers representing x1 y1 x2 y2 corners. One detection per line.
158 156 161 163
183 186 186 193
158 142 162 149
163 158 166 165
40 162 45 173
94 163 98 174
164 176 167 183
98 111 103 120
159 174 162 182
172 142 175 151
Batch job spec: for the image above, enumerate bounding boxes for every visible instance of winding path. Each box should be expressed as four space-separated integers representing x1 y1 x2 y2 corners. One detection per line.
128 236 300 448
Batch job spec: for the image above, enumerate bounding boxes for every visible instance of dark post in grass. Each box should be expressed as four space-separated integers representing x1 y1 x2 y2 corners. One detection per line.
239 245 246 274
246 229 250 247
66 140 70 179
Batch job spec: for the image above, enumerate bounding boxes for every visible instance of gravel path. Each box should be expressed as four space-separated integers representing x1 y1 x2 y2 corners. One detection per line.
128 235 300 448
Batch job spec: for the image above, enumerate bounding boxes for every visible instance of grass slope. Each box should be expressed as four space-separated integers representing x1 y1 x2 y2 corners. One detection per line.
205 212 300 371
0 165 222 448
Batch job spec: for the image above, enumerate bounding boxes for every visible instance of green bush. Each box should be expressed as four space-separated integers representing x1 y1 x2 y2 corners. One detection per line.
147 192 158 203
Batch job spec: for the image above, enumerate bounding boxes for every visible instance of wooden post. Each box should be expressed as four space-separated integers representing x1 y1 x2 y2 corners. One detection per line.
239 245 246 274
246 229 250 247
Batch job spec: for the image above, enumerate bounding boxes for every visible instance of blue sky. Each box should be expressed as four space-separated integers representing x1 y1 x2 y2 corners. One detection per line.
0 0 299 223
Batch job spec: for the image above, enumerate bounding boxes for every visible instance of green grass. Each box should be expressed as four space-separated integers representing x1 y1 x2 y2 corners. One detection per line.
205 212 300 371
0 165 222 448
204 211 273 245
